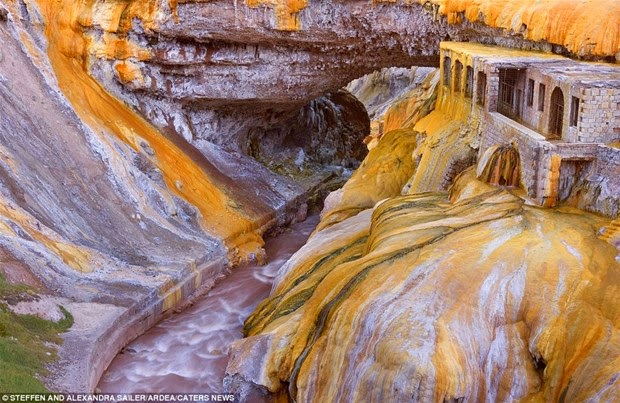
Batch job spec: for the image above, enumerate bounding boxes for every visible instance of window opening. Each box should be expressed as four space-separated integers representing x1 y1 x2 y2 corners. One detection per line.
538 83 546 112
570 96 580 127
476 72 487 106
443 57 451 87
549 87 564 138
527 79 534 106
465 66 474 98
455 61 463 92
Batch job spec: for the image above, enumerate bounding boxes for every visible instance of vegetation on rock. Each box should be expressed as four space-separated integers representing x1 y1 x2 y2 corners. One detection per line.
0 274 73 392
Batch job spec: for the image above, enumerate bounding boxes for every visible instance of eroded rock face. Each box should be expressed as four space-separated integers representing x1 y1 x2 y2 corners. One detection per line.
227 170 620 402
0 0 334 392
317 128 419 232
347 66 439 143
244 89 370 170
67 0 611 152
1 0 619 395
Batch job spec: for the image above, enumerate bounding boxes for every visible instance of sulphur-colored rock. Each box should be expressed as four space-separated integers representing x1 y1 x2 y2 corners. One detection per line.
1 0 619 395
346 67 439 144
432 0 620 59
229 170 620 401
317 128 418 232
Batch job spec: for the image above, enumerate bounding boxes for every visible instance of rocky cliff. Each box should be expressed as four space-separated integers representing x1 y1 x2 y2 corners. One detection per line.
0 0 618 396
30 0 620 156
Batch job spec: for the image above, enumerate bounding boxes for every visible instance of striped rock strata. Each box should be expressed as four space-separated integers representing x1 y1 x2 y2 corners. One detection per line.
0 0 618 394
36 0 620 153
227 169 620 401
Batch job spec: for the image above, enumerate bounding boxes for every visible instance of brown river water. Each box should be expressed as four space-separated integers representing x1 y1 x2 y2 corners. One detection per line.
98 215 319 394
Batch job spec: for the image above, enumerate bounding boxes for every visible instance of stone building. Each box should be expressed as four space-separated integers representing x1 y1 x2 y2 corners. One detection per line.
439 42 620 211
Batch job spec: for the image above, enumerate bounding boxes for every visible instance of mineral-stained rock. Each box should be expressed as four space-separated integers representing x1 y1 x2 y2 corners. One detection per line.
402 108 478 195
347 67 439 141
0 0 618 395
317 128 419 232
381 69 441 136
0 0 320 392
566 174 620 219
228 169 620 401
46 0 619 154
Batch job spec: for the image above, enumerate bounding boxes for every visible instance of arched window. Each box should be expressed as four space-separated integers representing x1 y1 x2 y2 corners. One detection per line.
443 57 451 87
549 87 564 138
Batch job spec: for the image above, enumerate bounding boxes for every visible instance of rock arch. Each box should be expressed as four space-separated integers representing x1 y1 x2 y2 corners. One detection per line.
73 0 619 149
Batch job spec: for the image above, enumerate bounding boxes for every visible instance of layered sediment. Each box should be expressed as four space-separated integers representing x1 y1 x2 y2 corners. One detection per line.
0 0 618 396
44 0 620 155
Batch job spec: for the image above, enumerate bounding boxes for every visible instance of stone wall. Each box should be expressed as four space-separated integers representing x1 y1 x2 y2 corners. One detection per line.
516 69 578 141
479 112 544 200
579 88 620 143
477 112 618 207
596 146 620 179
567 145 620 217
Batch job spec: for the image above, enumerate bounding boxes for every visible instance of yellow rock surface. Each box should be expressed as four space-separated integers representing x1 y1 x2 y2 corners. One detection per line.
349 68 439 149
434 0 620 59
245 0 307 30
238 171 620 401
382 70 440 135
599 217 620 249
239 0 619 59
317 128 418 232
28 0 265 260
402 108 476 194
0 197 94 273
114 60 145 86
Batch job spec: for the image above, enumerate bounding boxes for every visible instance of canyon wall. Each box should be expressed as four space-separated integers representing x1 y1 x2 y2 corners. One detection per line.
40 0 620 154
0 0 618 394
